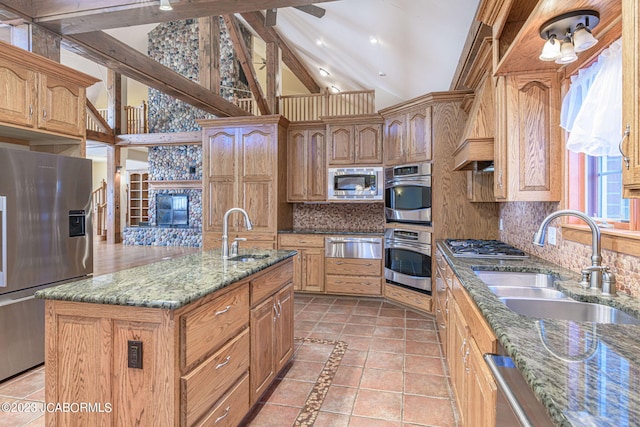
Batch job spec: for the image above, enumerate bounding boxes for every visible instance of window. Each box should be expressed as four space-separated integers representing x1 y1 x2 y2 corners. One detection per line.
585 155 629 223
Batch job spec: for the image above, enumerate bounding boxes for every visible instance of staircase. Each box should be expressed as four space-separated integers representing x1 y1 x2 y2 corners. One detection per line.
92 180 107 241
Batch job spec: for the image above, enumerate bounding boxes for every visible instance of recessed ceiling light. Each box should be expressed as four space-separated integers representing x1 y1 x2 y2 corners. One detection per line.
330 85 341 93
378 72 386 77
319 68 330 77
370 36 378 44
316 39 324 46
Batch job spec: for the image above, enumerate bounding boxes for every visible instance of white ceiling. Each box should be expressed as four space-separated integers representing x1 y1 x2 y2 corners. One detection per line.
270 0 480 109
63 0 480 113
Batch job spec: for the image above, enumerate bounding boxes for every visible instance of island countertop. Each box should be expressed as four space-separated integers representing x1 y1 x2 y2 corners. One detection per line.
437 241 640 427
35 249 296 310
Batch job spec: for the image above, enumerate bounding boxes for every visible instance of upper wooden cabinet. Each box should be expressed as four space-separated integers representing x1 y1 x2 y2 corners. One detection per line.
622 0 640 197
200 115 293 249
287 123 326 202
325 114 384 165
381 103 432 166
0 41 98 143
494 71 561 201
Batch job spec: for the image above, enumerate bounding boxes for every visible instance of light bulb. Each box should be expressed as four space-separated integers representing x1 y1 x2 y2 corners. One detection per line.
539 35 561 61
573 24 598 52
555 37 577 64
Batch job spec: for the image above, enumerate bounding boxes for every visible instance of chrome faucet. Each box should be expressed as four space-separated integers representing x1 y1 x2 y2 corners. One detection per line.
222 208 253 259
532 209 613 293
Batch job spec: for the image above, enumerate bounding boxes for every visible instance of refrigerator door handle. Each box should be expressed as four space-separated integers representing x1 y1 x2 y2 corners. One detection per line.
0 196 5 287
0 294 35 308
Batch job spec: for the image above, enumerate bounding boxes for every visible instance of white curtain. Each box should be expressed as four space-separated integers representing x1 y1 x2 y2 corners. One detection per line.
562 39 622 157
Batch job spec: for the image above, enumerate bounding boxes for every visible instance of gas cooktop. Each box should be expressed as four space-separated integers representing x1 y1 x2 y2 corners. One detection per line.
444 239 528 259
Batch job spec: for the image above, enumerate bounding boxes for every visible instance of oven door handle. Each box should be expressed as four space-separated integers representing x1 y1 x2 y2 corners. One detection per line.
385 176 432 187
385 240 431 255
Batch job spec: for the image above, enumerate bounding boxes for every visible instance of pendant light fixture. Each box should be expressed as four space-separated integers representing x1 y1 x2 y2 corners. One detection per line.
159 0 173 11
538 10 600 64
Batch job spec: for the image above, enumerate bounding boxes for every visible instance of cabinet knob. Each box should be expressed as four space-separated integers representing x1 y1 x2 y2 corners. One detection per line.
42 109 47 119
29 105 33 117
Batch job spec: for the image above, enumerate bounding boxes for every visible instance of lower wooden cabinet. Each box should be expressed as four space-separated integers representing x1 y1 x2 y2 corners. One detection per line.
43 259 294 427
438 247 497 427
278 234 325 293
325 258 382 296
249 263 294 405
383 282 432 312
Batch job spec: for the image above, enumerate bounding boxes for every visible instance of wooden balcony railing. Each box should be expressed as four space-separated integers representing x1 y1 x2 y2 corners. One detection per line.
92 179 107 241
279 89 375 121
125 101 148 134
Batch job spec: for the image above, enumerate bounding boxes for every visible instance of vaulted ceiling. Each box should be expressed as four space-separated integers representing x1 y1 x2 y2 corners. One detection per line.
0 0 480 111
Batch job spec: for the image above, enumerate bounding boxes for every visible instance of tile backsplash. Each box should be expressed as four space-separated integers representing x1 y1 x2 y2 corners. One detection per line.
293 203 385 232
499 202 640 298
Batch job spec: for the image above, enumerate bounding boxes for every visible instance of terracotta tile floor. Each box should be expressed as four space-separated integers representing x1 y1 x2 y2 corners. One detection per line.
0 294 459 427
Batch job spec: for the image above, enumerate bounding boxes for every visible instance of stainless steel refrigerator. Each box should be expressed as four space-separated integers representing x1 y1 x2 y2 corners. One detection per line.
0 147 92 381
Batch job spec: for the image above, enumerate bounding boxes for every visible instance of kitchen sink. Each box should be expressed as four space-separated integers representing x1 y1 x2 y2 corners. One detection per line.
474 270 556 288
488 286 568 299
226 254 270 262
500 298 640 325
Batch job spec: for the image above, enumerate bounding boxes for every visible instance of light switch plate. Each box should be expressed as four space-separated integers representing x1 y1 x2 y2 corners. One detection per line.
548 227 557 245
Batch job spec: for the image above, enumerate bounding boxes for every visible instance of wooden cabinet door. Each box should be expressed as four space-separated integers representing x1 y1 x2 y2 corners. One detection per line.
467 338 497 427
0 58 36 128
327 124 354 165
250 297 276 405
494 76 508 200
203 128 237 232
500 72 561 201
407 106 432 162
240 126 275 234
355 123 383 164
384 115 406 166
450 301 468 427
287 128 307 202
302 248 325 292
307 129 327 200
622 0 640 197
275 284 294 372
38 74 84 136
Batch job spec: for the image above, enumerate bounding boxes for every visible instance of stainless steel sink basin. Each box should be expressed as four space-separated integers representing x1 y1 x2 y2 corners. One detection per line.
488 286 568 299
226 254 270 262
474 270 555 288
500 298 640 325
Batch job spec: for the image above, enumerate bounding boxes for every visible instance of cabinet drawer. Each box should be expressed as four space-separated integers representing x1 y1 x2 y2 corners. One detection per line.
196 373 250 427
326 275 381 295
182 329 250 426
251 260 293 306
384 283 432 313
181 286 249 369
325 258 381 276
278 233 324 248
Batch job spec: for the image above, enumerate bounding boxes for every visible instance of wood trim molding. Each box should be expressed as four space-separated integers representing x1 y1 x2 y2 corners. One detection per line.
116 131 202 146
379 91 471 115
562 224 640 257
148 180 202 190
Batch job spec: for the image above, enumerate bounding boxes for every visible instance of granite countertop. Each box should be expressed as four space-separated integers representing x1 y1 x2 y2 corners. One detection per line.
278 229 384 236
437 241 640 427
35 249 296 310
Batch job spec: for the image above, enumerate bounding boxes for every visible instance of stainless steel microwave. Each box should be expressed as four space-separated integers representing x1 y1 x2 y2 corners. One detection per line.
328 167 383 201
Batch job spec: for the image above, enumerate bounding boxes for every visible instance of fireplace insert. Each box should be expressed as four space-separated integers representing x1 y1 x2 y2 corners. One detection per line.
156 194 188 227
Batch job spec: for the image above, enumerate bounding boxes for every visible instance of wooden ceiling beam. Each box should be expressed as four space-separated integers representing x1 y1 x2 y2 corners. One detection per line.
222 14 271 115
240 10 321 93
60 30 250 117
25 0 338 35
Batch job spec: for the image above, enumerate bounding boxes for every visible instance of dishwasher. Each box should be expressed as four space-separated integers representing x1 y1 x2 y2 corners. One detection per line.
324 236 383 260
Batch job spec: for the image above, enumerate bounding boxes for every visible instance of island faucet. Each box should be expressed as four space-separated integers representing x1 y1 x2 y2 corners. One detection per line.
222 207 253 259
532 209 612 292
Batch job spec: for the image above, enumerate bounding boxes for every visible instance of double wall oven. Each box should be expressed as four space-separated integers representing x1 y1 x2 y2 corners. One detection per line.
384 163 433 294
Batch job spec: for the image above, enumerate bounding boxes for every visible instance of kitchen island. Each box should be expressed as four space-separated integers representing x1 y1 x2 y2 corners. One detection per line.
36 249 295 427
436 241 640 427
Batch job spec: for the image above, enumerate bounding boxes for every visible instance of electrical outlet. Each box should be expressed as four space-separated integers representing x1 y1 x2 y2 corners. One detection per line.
128 340 143 369
548 226 557 245
498 218 504 231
